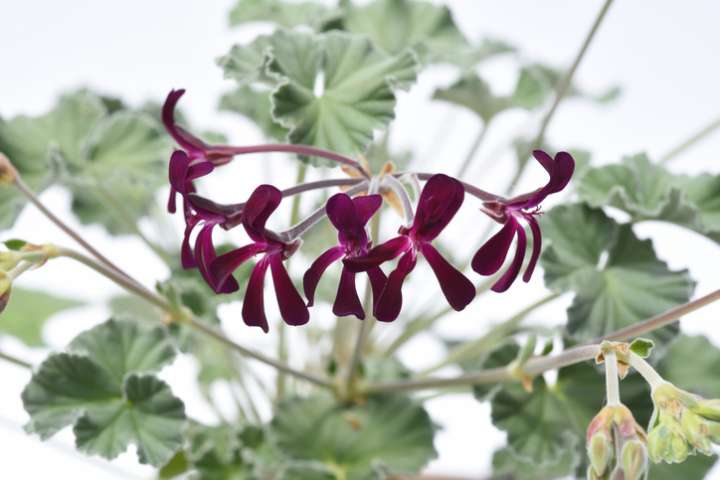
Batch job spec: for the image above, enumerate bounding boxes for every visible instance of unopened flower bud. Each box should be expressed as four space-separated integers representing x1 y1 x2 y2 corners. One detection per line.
0 251 22 271
620 439 648 480
588 431 613 477
681 410 712 454
586 465 604 480
693 399 720 422
648 413 690 464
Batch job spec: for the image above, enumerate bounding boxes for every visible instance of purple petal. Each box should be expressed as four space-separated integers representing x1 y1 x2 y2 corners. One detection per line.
162 89 208 154
366 266 387 306
413 174 465 241
522 215 542 282
326 193 361 233
210 243 266 290
374 251 417 322
352 194 383 225
270 254 309 327
472 220 517 275
333 267 364 319
169 150 191 192
168 188 178 214
491 218 527 293
420 243 475 311
303 246 344 307
195 224 239 294
187 160 214 181
181 218 199 268
242 257 271 333
343 236 411 272
242 185 282 242
510 151 576 209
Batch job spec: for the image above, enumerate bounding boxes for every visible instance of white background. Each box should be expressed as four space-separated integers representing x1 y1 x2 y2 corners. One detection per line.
1 0 719 478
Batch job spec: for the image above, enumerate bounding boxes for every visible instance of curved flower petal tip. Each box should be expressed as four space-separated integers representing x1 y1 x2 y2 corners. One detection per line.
242 184 282 240
413 174 465 241
471 219 516 275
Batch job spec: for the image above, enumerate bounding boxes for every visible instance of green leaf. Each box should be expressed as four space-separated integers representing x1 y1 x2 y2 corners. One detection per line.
68 111 170 234
433 74 510 123
541 204 694 344
4 239 27 250
73 374 185 466
271 31 418 159
340 0 469 64
22 318 184 466
629 338 655 358
219 86 287 140
578 153 720 243
219 30 418 161
0 287 82 347
0 90 105 228
491 363 603 470
492 445 580 480
271 394 436 478
228 0 340 30
650 454 717 480
659 335 720 398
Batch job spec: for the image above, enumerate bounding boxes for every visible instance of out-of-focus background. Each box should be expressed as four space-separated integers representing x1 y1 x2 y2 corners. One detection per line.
1 0 719 477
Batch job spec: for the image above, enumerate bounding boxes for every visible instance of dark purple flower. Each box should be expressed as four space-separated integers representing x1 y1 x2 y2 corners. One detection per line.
208 185 308 333
303 193 387 320
163 89 239 214
472 150 575 292
345 174 475 322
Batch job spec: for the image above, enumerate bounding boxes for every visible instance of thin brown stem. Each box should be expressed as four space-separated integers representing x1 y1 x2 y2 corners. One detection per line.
364 289 720 394
507 0 615 195
659 115 720 164
0 350 33 370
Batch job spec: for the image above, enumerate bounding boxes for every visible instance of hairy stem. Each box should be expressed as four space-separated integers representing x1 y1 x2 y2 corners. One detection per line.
660 115 720 164
628 352 665 390
0 350 33 370
604 351 620 406
13 173 139 288
364 289 719 394
457 121 490 178
506 0 615 195
55 247 334 390
345 211 382 397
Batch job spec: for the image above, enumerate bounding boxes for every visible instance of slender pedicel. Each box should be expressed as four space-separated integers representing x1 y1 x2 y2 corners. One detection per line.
399 172 503 203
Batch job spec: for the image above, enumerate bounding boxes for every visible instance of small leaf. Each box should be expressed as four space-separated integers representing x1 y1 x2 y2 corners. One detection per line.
0 287 82 347
22 318 184 466
433 74 510 123
629 338 654 358
541 204 694 345
4 239 27 250
271 394 436 478
339 0 469 64
578 153 720 243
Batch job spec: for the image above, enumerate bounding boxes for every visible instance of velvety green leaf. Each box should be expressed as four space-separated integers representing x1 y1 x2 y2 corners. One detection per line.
0 287 82 347
219 86 287 140
492 445 580 480
68 111 170 234
271 394 436 478
73 374 185 466
22 318 184 466
159 451 190 479
433 74 510 123
340 0 469 64
228 0 340 30
578 153 720 243
270 31 418 160
659 335 720 398
491 363 603 469
69 318 176 384
0 90 105 228
541 204 694 344
218 35 275 86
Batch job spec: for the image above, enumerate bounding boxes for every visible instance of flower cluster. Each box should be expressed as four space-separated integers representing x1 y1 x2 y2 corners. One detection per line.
163 90 575 331
647 382 720 464
586 404 648 480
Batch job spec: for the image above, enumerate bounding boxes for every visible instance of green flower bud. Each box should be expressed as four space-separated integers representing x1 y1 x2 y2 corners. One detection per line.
0 251 22 271
586 465 605 480
693 399 720 423
648 418 689 464
708 421 720 444
0 274 11 313
621 439 648 480
588 431 613 476
681 410 712 454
